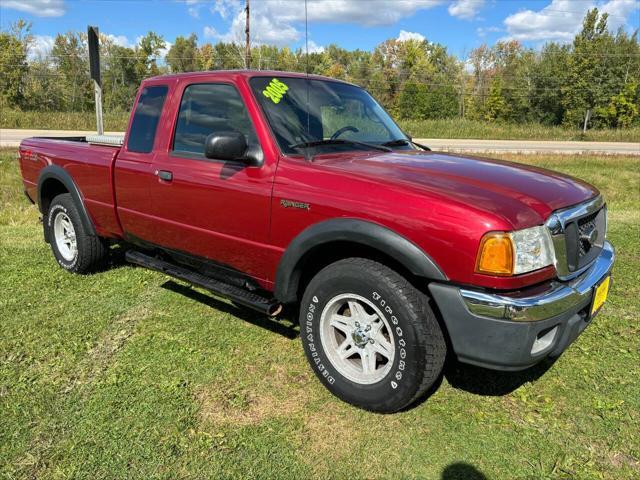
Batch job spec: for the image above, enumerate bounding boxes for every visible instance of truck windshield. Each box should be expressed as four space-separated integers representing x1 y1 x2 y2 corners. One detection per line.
249 77 409 156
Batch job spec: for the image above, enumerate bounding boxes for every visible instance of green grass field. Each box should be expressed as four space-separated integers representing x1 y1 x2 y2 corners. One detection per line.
2 109 639 142
1 149 638 479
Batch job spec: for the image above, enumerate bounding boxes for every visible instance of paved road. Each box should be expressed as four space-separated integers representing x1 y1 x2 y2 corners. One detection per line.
422 138 639 155
1 129 638 154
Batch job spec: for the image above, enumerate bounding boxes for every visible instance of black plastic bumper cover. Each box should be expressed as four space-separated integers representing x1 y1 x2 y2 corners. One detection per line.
429 281 599 372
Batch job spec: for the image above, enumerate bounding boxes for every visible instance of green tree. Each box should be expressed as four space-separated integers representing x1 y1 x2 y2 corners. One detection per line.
166 34 198 73
563 9 613 128
597 81 639 127
51 31 92 111
399 81 458 120
530 43 570 125
399 81 429 119
0 20 31 108
483 76 509 121
136 31 165 78
102 42 139 110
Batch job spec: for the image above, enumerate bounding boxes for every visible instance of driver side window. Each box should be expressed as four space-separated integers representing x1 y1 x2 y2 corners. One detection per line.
172 83 258 157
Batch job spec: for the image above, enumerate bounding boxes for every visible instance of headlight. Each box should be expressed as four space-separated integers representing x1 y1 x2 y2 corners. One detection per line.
476 226 555 276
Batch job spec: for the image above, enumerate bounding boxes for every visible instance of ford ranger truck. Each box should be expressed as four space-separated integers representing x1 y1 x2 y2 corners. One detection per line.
18 71 615 413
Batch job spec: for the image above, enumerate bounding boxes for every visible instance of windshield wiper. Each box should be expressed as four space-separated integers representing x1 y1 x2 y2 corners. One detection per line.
381 138 431 151
290 138 392 153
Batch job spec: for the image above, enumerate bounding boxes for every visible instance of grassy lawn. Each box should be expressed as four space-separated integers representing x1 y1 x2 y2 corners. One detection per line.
1 148 638 479
2 109 639 143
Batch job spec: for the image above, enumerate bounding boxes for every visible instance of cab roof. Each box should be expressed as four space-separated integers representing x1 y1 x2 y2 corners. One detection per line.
145 69 357 87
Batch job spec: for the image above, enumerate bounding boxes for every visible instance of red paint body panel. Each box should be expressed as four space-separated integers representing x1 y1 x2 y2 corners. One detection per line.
19 70 599 293
19 139 123 238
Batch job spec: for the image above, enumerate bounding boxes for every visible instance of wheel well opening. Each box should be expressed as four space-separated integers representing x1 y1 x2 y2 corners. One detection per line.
291 240 454 364
293 241 421 303
40 179 68 215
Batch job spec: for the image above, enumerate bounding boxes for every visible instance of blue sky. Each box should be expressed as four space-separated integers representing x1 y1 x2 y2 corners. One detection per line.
1 0 638 59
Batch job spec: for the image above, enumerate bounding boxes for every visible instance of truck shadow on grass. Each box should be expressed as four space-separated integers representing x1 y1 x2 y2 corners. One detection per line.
121 248 552 399
160 280 300 340
443 357 556 396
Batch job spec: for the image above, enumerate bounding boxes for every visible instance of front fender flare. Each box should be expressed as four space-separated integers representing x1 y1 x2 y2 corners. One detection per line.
274 218 447 303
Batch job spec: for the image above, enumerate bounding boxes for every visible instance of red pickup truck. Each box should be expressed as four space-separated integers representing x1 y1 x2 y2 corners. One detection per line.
19 71 614 412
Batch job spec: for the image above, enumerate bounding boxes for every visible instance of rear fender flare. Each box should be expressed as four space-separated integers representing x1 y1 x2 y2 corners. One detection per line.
37 165 97 241
274 218 446 303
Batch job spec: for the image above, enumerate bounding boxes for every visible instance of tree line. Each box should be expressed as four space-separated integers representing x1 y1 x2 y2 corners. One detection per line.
1 9 638 130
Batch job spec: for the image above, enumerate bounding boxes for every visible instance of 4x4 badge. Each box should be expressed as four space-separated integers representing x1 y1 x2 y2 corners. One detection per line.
280 199 310 211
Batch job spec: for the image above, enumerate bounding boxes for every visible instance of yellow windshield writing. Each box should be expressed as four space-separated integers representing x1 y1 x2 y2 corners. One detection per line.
262 78 289 104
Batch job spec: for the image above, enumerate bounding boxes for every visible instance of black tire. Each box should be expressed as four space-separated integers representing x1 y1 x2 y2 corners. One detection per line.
46 193 108 274
299 258 446 413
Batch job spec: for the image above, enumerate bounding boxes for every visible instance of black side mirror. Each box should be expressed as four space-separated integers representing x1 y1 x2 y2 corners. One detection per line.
204 132 248 162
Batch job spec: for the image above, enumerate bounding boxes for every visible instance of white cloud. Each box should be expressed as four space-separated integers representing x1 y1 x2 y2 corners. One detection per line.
503 0 639 43
203 26 219 39
293 0 445 27
463 58 475 73
1 0 65 17
205 0 448 47
105 34 132 48
158 41 172 60
27 33 133 60
207 2 300 46
306 40 325 54
448 0 485 20
398 30 426 42
28 34 55 59
180 0 211 19
210 0 241 20
600 0 640 28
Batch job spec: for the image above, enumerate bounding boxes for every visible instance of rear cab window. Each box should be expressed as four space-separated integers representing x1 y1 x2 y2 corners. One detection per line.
127 85 168 153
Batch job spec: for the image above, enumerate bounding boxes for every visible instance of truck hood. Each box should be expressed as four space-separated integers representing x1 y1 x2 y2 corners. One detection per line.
314 150 599 229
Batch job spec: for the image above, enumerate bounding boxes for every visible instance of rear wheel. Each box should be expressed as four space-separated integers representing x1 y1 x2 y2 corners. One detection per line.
46 194 108 273
299 258 446 412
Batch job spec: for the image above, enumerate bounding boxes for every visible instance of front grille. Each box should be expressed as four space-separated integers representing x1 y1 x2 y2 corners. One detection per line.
565 207 606 272
546 196 607 279
577 211 599 259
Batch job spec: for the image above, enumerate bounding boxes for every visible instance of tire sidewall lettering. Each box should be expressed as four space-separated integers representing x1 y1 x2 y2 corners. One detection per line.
372 291 406 390
305 294 336 385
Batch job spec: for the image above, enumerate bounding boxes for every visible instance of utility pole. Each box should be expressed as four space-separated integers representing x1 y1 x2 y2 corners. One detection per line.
245 0 251 69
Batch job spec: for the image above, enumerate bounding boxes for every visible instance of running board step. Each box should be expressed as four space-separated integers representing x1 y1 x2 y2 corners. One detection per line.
125 250 282 317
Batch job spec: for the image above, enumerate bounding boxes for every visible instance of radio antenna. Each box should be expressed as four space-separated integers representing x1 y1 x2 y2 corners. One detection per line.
304 0 311 161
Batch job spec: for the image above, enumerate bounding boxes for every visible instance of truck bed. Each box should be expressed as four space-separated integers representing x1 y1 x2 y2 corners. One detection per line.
19 136 124 239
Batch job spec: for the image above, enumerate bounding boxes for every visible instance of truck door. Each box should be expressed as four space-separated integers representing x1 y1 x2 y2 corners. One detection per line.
114 84 169 241
147 81 276 282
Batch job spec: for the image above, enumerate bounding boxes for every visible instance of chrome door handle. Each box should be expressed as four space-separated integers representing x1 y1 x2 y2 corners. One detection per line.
155 170 173 182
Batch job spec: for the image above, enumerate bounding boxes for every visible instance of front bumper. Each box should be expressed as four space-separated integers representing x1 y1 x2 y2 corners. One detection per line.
429 241 615 371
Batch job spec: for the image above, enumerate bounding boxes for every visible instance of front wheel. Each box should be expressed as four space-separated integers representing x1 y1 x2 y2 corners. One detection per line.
299 258 446 412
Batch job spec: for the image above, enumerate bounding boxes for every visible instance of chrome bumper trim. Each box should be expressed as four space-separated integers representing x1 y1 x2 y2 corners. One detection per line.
460 241 615 322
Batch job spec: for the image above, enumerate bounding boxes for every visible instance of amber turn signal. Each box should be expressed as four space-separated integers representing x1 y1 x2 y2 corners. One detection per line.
476 233 514 276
